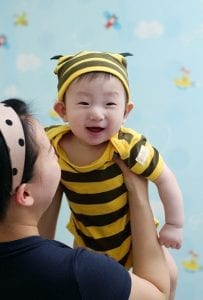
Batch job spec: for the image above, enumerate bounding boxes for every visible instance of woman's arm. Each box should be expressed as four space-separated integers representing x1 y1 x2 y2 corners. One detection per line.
114 156 170 300
38 184 63 239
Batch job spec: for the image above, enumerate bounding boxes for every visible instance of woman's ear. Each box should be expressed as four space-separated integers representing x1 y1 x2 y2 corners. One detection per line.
15 183 34 207
123 101 134 123
54 101 68 122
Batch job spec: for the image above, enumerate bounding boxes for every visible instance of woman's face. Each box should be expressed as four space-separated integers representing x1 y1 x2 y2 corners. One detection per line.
28 119 61 212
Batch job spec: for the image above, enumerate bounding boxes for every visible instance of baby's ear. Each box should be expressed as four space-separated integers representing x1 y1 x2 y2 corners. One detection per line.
54 101 68 122
123 101 134 123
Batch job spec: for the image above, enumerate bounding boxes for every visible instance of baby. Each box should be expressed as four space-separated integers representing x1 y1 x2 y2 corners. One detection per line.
45 50 184 299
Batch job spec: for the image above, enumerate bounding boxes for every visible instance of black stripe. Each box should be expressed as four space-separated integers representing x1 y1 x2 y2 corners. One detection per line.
140 147 159 177
63 183 127 204
75 221 131 251
58 60 128 90
71 202 129 226
119 248 131 266
61 163 121 182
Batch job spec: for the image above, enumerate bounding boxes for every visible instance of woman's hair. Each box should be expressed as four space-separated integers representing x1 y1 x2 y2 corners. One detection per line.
0 98 39 220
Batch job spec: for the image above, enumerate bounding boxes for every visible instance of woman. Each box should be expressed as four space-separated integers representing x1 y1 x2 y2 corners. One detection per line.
0 98 169 299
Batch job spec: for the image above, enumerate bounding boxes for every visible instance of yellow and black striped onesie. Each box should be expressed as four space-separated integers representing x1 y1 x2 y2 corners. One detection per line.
46 125 164 269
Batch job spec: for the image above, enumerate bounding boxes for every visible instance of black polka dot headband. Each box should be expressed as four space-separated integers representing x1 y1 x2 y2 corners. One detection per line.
0 104 25 194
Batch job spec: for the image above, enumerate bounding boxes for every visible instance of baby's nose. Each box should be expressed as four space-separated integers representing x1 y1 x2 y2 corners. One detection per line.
89 107 104 121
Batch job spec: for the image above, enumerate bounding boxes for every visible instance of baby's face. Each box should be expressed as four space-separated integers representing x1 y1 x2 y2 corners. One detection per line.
63 74 132 146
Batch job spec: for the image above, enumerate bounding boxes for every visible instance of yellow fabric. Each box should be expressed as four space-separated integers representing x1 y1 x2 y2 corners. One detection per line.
46 124 164 269
51 51 131 101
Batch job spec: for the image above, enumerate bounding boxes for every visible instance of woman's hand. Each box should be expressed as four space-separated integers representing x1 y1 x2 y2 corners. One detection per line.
113 155 148 200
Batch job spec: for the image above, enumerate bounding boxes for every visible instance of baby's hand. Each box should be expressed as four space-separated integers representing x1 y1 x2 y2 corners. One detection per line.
158 223 183 249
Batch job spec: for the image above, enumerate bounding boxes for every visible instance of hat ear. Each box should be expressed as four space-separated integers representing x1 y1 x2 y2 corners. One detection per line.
50 55 63 60
119 53 133 67
120 52 133 57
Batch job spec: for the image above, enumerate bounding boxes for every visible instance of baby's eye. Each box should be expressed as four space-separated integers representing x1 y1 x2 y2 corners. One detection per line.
106 102 116 106
78 101 89 105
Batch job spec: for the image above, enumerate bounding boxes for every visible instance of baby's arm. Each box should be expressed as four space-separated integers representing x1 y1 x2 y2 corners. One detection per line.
154 163 184 249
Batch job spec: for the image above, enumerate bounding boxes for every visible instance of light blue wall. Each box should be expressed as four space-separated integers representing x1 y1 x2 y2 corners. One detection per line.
1 1 203 298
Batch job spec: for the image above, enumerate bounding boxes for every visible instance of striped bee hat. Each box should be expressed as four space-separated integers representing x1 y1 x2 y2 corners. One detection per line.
51 51 132 102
